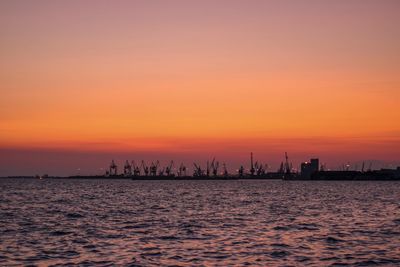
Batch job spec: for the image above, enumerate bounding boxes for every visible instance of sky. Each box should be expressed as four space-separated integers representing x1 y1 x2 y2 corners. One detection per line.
1 0 400 176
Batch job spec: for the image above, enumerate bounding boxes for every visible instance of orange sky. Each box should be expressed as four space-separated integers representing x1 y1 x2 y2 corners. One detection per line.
1 1 399 175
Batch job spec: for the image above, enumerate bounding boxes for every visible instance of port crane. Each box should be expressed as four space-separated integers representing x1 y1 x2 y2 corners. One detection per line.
150 161 159 176
211 158 219 177
284 152 291 175
193 163 204 177
141 160 149 176
255 162 266 176
250 152 255 176
238 165 244 177
278 162 285 174
109 160 118 176
177 163 187 177
123 160 132 176
132 161 141 176
165 161 174 176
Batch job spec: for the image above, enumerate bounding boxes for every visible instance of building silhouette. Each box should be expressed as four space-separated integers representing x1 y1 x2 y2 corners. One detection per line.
301 158 319 179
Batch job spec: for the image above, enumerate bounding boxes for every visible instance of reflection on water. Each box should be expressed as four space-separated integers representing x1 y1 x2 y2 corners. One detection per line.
1 179 400 266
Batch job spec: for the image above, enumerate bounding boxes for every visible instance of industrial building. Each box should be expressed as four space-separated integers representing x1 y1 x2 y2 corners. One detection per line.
301 158 319 179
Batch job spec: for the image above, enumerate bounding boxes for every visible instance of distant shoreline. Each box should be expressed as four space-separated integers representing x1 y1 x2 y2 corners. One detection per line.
2 174 400 181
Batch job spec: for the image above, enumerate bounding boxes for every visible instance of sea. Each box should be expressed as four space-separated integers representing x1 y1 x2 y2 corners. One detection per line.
1 178 400 266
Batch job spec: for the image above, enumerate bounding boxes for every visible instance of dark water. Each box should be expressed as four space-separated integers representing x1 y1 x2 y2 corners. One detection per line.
1 179 400 266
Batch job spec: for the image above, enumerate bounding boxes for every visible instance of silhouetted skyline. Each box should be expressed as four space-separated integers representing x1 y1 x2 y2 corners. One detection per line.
1 1 399 176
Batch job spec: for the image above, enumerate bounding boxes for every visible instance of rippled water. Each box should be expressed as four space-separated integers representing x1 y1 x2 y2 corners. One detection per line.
1 179 400 266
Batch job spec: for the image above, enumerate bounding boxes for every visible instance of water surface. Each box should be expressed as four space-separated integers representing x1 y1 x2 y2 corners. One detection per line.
1 179 400 266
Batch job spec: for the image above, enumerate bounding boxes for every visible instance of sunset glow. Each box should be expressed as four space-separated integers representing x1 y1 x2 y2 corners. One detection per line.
1 1 400 175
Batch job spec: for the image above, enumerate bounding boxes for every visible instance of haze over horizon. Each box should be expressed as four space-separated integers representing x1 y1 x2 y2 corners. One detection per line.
1 0 400 176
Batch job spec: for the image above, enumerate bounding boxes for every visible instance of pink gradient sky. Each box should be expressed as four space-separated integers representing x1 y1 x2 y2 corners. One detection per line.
1 1 400 175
